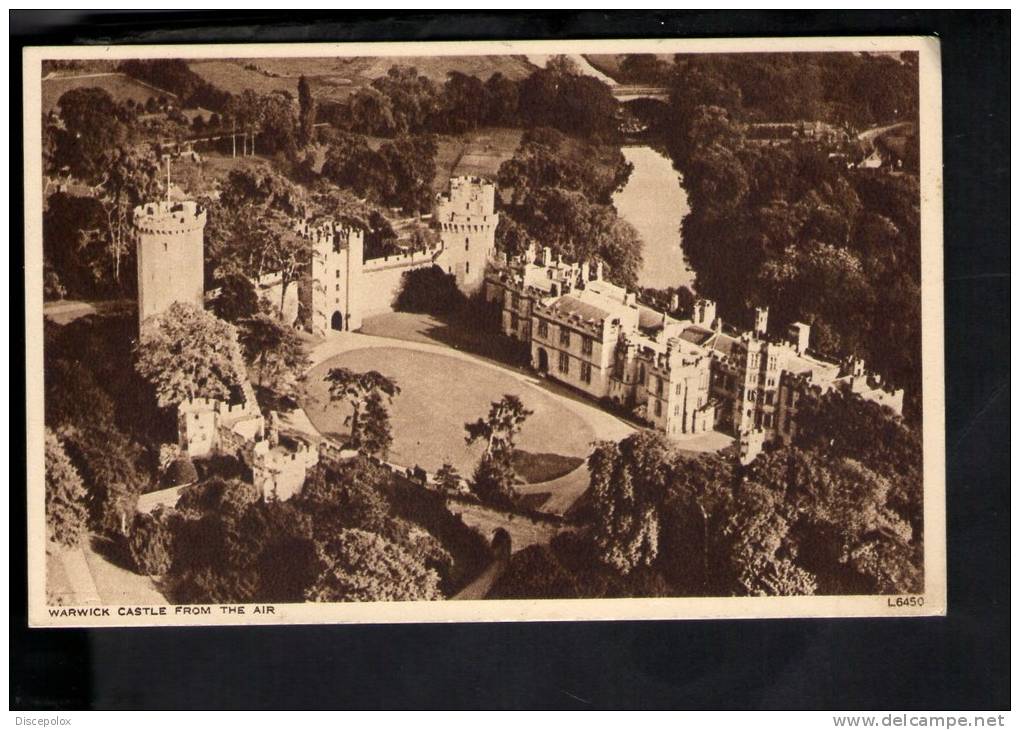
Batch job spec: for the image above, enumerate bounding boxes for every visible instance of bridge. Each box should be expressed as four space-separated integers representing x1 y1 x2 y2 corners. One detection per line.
613 84 670 102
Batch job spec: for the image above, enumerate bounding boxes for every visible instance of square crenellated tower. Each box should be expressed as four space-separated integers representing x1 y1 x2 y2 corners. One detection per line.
435 176 499 295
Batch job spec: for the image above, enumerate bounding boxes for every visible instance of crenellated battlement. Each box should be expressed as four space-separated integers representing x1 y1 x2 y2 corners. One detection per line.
133 200 207 236
363 244 444 272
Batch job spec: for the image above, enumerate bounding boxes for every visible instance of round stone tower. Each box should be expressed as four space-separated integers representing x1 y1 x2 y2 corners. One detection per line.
134 200 207 330
436 176 499 295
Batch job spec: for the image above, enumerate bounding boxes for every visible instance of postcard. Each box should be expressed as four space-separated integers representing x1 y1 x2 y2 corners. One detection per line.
24 36 944 626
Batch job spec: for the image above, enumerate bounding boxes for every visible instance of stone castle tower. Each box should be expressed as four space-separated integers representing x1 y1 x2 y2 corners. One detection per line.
134 200 207 330
302 220 365 335
435 176 499 295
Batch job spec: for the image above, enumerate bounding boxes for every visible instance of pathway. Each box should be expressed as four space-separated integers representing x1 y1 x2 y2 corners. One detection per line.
54 546 102 606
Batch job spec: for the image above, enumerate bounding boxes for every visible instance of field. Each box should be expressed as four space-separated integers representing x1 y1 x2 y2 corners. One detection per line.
432 126 523 192
365 126 521 194
188 55 537 104
302 346 596 478
41 72 177 113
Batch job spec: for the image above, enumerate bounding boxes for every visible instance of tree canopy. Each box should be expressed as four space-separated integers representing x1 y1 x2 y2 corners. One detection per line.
135 302 245 408
45 429 90 549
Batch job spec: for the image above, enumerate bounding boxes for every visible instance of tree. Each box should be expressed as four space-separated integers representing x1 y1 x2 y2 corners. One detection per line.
52 87 162 289
469 451 518 506
237 314 310 402
165 479 320 603
719 479 816 596
376 134 438 213
128 509 175 576
211 273 259 322
45 429 89 549
306 528 442 602
484 72 520 125
158 443 198 488
394 265 465 316
135 302 245 408
746 448 921 595
53 87 129 183
434 462 463 493
209 166 306 285
297 75 317 147
464 395 532 506
503 188 643 287
359 391 394 459
324 368 401 452
464 394 533 460
437 71 490 133
586 431 676 575
494 216 535 258
297 457 393 539
619 54 671 84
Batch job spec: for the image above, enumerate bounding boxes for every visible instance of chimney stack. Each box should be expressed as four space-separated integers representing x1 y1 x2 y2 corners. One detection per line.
754 306 769 337
789 322 811 355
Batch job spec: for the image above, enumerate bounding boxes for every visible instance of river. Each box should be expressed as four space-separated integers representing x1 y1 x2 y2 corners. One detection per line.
613 145 694 291
525 55 693 291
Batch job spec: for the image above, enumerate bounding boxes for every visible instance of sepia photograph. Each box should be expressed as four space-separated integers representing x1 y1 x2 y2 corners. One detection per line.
24 37 945 627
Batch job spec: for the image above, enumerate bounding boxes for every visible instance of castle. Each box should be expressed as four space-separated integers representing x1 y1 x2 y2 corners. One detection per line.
134 177 499 500
135 172 903 482
485 245 904 461
291 175 498 336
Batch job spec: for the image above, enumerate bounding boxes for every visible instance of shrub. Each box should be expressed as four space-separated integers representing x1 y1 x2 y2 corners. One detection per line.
129 510 175 576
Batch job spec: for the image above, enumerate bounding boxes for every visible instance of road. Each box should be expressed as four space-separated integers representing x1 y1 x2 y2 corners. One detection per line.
858 121 912 145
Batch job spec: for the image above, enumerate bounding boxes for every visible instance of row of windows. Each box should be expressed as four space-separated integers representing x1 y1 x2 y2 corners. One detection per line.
556 351 593 384
536 318 594 355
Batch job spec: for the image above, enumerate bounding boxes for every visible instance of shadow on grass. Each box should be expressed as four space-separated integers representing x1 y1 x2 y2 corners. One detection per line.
516 491 553 511
512 450 584 484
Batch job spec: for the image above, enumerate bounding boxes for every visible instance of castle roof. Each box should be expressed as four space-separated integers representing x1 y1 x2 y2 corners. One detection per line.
544 295 611 324
678 324 715 347
637 305 666 332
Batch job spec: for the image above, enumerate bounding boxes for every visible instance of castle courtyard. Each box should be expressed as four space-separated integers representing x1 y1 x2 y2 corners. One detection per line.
303 344 602 480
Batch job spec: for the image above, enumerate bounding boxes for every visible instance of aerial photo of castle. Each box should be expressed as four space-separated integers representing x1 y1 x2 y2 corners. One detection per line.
38 49 926 612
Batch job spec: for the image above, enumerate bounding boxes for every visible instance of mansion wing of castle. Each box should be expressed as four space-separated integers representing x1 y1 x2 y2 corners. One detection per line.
484 244 904 460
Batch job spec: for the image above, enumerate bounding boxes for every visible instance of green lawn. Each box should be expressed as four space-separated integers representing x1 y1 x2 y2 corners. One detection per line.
302 346 595 478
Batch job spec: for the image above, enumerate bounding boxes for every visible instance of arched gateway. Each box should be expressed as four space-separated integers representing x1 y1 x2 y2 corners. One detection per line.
331 311 344 331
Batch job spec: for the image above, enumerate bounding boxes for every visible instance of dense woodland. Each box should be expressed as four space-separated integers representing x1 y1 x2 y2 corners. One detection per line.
42 52 926 601
658 52 923 418
493 390 923 599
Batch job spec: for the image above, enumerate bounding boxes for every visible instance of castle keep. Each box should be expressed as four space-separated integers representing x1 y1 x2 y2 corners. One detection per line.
134 200 206 329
